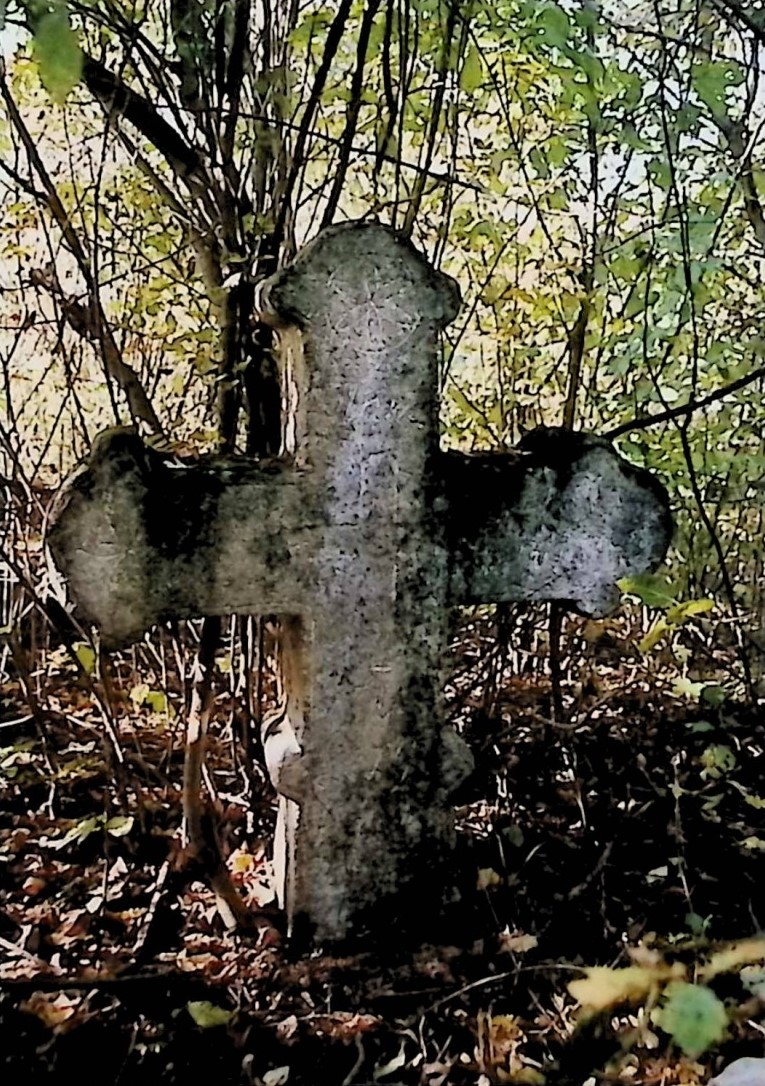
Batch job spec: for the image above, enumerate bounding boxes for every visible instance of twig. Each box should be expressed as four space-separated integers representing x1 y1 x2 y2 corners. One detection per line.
0 59 163 434
130 861 170 960
605 362 765 439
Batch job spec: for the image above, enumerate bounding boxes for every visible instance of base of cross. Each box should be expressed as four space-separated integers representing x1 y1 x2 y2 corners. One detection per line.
48 219 671 942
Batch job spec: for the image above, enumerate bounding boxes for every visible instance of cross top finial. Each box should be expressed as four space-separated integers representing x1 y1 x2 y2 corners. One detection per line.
263 220 461 332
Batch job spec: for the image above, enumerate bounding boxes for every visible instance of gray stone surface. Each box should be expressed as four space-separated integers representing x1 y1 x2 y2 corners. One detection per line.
442 430 671 615
49 220 672 941
710 1058 765 1086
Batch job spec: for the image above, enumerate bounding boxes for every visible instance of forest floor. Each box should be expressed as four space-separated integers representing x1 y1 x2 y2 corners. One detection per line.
0 612 764 1085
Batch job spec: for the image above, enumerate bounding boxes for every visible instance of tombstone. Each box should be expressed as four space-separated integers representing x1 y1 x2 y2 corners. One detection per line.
48 221 672 942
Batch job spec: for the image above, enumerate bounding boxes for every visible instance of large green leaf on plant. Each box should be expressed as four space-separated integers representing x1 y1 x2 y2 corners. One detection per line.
33 3 83 104
658 982 727 1058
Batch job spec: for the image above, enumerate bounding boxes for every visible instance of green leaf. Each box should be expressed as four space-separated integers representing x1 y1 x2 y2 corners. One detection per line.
567 47 604 84
618 573 675 609
672 676 706 700
537 3 571 48
145 690 167 714
49 815 101 850
460 43 485 93
658 982 727 1058
685 912 711 937
685 720 714 734
701 684 726 707
106 815 134 838
647 158 671 189
33 4 83 104
700 743 736 776
74 642 96 675
692 60 744 120
623 290 650 320
529 146 550 179
187 1001 233 1029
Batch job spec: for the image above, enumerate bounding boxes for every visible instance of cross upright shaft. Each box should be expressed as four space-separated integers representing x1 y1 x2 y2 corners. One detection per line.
257 223 465 938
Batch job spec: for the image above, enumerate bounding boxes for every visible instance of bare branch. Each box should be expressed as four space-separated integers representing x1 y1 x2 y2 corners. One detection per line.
713 0 765 47
272 0 355 260
605 362 765 439
321 0 383 228
0 58 163 434
82 54 206 186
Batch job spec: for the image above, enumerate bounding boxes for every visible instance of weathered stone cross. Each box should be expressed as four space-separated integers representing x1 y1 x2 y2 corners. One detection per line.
50 221 671 941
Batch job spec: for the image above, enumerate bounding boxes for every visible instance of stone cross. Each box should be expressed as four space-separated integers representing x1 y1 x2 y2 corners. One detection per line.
49 221 671 941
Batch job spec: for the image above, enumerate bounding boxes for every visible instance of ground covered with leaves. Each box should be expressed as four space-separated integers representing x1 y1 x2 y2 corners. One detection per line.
1 613 764 1085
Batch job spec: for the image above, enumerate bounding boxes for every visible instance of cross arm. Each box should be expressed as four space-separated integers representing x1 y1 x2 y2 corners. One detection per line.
47 429 319 646
439 430 672 616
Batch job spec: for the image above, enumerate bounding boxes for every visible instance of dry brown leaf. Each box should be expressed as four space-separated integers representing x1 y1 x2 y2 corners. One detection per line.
498 930 539 955
47 909 91 946
176 951 221 974
22 877 46 897
476 1011 521 1075
20 991 79 1031
275 1014 299 1042
0 956 55 982
312 1012 380 1040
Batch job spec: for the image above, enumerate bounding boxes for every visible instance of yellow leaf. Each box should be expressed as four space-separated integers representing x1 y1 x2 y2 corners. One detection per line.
702 938 765 980
666 598 714 623
74 641 96 675
568 964 682 1012
230 848 256 873
477 867 502 891
742 836 765 851
186 1000 232 1028
639 620 670 653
